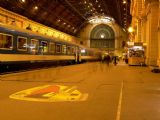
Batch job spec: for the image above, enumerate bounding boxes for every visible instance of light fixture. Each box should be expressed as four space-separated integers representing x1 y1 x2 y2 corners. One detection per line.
34 6 38 10
100 34 105 38
57 19 61 22
67 25 71 28
128 26 134 33
123 0 127 4
88 15 115 24
20 0 25 3
89 3 93 6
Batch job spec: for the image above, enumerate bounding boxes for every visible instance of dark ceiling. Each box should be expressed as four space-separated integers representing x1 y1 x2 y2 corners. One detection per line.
0 0 132 36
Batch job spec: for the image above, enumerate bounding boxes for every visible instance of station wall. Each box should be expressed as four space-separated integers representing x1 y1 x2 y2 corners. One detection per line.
79 22 128 56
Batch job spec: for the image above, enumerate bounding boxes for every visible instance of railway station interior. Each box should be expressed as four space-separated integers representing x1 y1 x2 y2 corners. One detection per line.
0 0 160 120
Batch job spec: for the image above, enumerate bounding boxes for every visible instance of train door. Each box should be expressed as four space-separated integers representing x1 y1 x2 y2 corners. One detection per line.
75 47 78 63
78 47 82 63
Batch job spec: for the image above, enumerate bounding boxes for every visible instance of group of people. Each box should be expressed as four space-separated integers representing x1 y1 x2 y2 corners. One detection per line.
102 55 118 66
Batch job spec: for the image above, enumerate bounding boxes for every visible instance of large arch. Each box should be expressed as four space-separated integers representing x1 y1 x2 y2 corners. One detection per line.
90 24 115 49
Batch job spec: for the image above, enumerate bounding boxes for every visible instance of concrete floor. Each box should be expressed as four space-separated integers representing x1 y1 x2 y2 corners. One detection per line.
0 61 160 120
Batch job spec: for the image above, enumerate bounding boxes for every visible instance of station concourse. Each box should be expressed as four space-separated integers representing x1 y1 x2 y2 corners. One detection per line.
0 0 160 120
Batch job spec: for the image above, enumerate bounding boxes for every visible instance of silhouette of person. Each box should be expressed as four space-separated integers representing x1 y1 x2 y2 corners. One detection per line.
105 55 111 66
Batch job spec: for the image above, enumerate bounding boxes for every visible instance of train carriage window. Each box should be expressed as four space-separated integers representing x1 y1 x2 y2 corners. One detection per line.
49 42 55 53
67 46 71 54
71 47 75 54
31 39 39 54
0 33 13 50
17 36 27 51
62 45 66 54
56 44 61 53
40 41 48 54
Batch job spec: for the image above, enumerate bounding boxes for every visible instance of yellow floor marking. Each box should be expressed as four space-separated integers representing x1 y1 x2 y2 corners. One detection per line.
116 80 124 120
9 85 88 102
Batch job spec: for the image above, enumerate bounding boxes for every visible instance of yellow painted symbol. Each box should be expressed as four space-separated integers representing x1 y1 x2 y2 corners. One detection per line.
9 85 88 102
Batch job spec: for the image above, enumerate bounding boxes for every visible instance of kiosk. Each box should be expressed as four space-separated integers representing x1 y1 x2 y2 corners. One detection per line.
128 43 145 66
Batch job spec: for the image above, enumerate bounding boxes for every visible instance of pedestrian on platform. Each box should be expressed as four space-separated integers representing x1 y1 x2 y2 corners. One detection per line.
105 55 111 66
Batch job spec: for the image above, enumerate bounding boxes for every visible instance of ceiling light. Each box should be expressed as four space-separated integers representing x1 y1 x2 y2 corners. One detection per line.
34 6 38 10
63 22 66 25
84 1 86 4
89 3 93 6
98 5 101 7
20 0 25 3
88 15 115 24
100 9 103 11
67 25 71 27
57 19 61 22
96 0 98 3
123 0 127 4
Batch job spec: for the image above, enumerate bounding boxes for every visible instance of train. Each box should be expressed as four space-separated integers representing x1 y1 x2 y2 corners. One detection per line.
0 23 100 74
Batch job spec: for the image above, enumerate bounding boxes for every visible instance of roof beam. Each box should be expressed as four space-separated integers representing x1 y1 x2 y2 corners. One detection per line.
64 0 87 20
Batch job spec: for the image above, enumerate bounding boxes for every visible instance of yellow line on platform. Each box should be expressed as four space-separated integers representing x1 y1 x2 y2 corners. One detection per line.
116 80 124 120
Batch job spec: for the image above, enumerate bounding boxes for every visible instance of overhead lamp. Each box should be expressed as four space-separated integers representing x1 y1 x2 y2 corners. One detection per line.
20 0 25 3
89 3 93 6
96 0 98 2
67 25 71 27
98 5 101 7
57 19 61 22
88 15 115 24
123 0 127 4
84 1 86 4
128 26 134 33
34 6 38 10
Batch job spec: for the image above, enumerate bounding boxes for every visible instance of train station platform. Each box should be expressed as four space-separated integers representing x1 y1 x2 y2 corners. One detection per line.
0 61 160 120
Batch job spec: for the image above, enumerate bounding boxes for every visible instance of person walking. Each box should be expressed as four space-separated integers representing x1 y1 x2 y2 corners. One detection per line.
113 56 117 66
105 55 111 66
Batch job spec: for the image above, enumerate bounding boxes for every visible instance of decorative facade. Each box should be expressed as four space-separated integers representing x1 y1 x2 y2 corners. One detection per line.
130 0 160 66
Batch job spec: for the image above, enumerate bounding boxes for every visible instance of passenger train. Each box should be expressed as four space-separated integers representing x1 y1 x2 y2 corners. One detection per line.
0 24 100 73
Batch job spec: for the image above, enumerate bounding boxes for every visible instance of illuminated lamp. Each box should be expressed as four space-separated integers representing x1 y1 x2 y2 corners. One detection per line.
100 34 105 38
123 0 127 4
81 49 86 53
128 27 134 33
20 0 25 3
88 15 115 24
34 6 38 10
